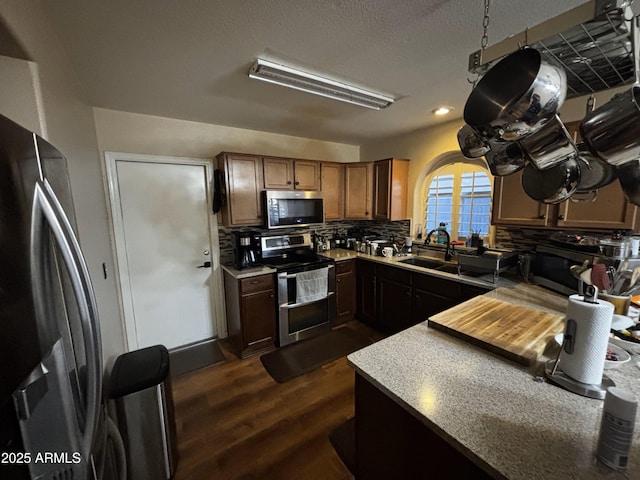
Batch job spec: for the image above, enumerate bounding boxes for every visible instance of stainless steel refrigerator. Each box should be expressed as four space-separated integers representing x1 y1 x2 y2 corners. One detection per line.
0 113 123 479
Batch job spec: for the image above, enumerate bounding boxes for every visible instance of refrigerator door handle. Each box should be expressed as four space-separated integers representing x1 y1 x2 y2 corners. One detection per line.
31 179 102 459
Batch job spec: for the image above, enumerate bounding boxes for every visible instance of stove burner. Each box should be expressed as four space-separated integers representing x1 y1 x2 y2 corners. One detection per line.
261 251 331 271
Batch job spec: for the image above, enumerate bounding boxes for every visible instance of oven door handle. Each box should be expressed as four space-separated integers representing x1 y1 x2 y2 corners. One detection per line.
280 291 335 309
278 264 334 279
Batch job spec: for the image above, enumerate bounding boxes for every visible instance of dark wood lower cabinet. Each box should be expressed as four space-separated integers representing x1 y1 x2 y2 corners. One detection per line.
411 288 458 325
356 259 491 332
336 259 356 324
224 271 277 358
377 265 413 332
355 373 494 479
356 260 377 324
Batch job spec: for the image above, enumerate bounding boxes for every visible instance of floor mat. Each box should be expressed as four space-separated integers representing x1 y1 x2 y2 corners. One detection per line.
260 327 373 383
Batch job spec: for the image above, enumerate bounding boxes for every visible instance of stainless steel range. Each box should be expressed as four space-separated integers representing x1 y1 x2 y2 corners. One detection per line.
260 233 336 346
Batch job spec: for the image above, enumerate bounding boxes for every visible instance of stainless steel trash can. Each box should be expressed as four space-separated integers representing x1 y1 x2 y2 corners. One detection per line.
110 345 178 480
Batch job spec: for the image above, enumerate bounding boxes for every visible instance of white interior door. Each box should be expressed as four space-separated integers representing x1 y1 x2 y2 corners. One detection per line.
105 153 226 351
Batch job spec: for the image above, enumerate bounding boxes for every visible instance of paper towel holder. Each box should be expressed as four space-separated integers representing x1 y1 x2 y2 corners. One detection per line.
545 285 615 400
545 361 614 400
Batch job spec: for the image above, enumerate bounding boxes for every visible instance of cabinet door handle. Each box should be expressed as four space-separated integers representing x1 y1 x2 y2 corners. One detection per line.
269 294 274 298
539 214 546 219
557 214 565 220
295 181 300 186
406 289 411 296
287 180 292 184
337 278 341 283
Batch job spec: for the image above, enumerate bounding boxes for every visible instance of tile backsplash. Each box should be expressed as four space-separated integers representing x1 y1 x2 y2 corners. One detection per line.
494 226 630 252
218 219 411 264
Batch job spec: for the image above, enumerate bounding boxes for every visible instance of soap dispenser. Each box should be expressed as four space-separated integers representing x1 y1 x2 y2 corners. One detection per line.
437 222 448 244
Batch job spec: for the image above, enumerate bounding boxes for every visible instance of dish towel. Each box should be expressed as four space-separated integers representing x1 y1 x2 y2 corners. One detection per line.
296 267 329 304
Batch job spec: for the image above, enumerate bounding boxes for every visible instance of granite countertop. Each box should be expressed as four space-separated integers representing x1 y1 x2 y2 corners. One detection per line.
348 284 640 480
224 248 519 290
320 249 516 290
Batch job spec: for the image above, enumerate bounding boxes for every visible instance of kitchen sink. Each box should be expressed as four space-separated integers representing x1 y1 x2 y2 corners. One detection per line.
434 264 460 274
398 257 459 274
398 257 445 269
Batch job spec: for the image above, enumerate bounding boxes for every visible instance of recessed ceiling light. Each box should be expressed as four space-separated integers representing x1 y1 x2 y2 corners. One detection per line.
432 106 453 115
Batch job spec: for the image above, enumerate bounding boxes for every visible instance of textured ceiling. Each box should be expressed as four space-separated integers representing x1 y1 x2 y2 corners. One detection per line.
41 0 587 145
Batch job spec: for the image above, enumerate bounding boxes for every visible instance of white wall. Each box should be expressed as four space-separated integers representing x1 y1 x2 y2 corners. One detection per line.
93 107 360 162
0 2 124 367
361 119 465 229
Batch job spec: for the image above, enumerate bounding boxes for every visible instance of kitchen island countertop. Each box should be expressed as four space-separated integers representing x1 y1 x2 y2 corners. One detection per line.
348 284 640 479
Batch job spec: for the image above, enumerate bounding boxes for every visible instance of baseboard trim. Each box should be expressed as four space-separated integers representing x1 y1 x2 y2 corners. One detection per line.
169 338 226 377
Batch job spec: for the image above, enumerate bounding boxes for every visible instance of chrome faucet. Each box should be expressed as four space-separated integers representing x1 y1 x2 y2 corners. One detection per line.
425 227 453 261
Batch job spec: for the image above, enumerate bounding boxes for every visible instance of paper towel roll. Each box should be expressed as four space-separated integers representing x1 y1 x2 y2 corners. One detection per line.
561 294 614 385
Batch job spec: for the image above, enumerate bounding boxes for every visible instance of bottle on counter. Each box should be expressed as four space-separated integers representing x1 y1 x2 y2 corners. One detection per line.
437 222 448 244
596 386 637 471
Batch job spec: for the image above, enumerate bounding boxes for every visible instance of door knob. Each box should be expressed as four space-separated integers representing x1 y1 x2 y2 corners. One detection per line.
197 261 212 268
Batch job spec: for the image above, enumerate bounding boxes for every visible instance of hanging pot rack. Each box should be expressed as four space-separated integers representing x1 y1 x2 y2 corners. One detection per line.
468 0 639 99
460 0 640 207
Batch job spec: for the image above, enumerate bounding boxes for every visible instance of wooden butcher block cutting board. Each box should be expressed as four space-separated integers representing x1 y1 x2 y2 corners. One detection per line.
428 296 565 366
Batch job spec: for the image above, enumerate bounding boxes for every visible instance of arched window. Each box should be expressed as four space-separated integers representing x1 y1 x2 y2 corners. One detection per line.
422 159 493 243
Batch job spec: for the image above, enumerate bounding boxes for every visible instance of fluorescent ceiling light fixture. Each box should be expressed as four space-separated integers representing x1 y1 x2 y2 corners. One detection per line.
249 58 394 110
432 106 453 115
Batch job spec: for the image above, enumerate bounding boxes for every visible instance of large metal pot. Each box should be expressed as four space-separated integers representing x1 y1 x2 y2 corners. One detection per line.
616 158 640 206
463 48 567 141
521 156 580 204
483 139 526 176
519 114 577 170
580 85 640 165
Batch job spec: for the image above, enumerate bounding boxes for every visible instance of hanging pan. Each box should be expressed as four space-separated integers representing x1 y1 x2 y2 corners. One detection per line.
483 139 526 176
521 156 580 204
457 124 490 158
580 85 640 166
519 114 578 170
463 48 567 141
574 144 617 194
616 158 640 206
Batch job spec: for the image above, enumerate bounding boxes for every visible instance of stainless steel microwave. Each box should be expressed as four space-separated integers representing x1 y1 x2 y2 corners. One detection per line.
531 244 613 296
263 190 324 229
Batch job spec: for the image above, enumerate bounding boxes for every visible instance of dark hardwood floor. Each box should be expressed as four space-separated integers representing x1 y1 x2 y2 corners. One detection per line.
170 321 384 480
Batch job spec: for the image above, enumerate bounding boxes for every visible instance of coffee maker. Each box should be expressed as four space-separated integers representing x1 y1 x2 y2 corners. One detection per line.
232 231 261 269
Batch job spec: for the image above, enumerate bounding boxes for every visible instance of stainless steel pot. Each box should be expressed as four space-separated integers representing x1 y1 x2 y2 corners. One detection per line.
483 139 526 176
521 156 580 204
463 48 567 141
457 124 490 158
519 115 577 170
580 85 640 165
616 158 640 206
599 240 628 258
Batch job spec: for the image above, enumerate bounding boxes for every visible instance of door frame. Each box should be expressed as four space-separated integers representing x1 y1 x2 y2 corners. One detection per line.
104 151 227 351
